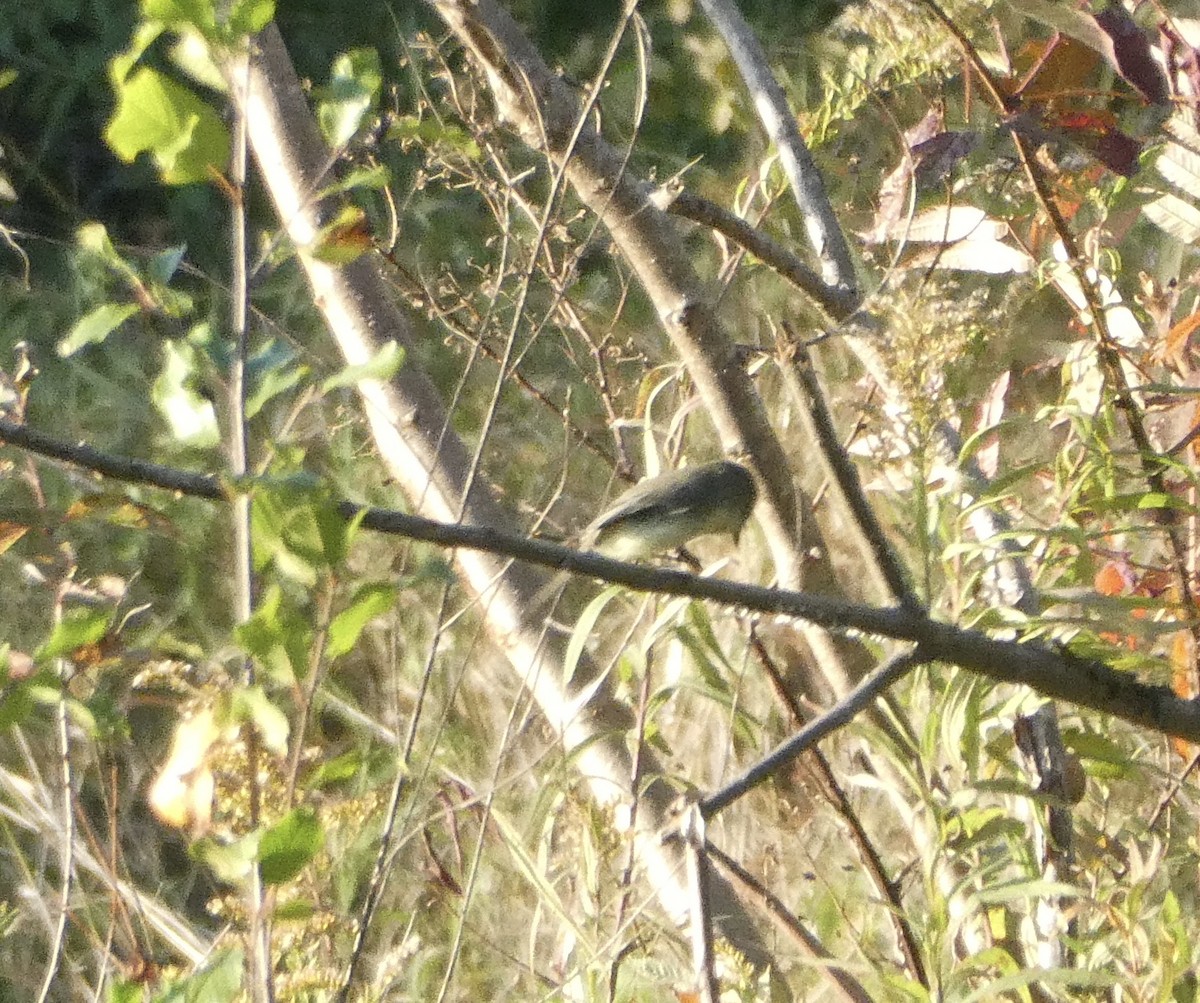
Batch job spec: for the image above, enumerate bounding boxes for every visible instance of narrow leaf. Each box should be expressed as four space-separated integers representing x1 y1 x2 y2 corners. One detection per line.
58 303 138 356
327 583 397 660
258 807 323 885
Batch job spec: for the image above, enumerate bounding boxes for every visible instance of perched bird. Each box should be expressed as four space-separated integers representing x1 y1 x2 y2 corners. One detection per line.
530 459 758 615
582 459 758 560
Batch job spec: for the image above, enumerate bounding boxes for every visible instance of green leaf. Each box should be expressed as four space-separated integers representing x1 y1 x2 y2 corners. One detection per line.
107 978 143 1003
0 681 34 731
227 0 275 35
248 365 308 420
317 164 392 198
143 0 218 36
192 834 259 883
245 340 308 419
57 303 139 357
315 48 382 148
76 223 141 282
104 67 229 185
321 340 405 391
274 898 317 921
317 502 362 569
193 942 244 1003
327 582 397 660
387 115 482 159
308 747 390 789
307 204 373 264
251 484 349 584
37 607 113 662
1092 491 1196 514
65 697 99 738
152 339 219 445
147 243 188 284
258 807 323 885
230 686 290 755
109 23 167 88
236 586 302 684
565 586 623 685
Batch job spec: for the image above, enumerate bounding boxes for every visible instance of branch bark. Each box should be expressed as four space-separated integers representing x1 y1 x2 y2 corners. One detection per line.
5 416 1199 743
226 22 777 971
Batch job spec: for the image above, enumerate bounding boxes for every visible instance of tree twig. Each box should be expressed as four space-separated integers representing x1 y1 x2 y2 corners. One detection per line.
695 0 859 299
706 842 874 1003
778 325 921 609
669 190 857 319
701 648 924 818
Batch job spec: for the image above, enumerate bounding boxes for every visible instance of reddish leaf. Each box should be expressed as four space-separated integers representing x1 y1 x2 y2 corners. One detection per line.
1133 567 1173 599
1051 108 1117 132
1163 310 1200 374
1171 631 1197 759
1005 108 1139 176
1094 559 1133 597
0 521 30 555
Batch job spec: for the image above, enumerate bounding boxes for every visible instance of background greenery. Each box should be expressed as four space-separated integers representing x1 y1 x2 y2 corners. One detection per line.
4 0 1200 1000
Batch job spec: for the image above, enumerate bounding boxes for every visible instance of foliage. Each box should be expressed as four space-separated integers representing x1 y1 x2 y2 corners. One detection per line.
4 0 1200 1001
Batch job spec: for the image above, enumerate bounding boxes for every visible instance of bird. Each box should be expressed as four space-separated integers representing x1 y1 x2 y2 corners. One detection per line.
582 459 758 560
529 459 757 616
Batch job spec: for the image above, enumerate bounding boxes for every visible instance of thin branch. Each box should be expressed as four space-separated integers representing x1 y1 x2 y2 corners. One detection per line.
746 627 928 988
701 648 924 818
695 0 858 298
609 615 658 1003
778 325 921 610
35 611 73 1003
0 765 212 965
6 418 1200 739
706 842 875 1003
669 190 857 319
679 804 721 1003
224 47 274 1003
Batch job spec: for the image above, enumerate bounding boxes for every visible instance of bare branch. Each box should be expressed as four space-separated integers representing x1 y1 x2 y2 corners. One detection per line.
669 190 858 319
5 416 1200 741
228 23 777 968
706 843 875 1003
696 0 859 299
702 648 923 817
779 327 921 610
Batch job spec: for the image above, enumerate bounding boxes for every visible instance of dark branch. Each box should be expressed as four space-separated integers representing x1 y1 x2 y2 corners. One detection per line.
669 191 857 319
4 417 1200 741
702 648 923 817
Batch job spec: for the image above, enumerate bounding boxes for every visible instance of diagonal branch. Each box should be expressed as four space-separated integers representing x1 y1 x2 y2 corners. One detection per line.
669 191 858 319
695 0 859 299
225 22 776 970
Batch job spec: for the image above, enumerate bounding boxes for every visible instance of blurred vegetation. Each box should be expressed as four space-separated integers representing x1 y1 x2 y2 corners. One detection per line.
4 0 1200 1000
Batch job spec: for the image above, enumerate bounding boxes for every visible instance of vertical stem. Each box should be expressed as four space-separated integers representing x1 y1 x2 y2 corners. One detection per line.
226 48 273 1002
35 588 73 1003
